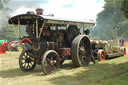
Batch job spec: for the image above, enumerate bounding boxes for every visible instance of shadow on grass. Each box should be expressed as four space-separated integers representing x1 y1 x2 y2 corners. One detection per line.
48 62 128 85
33 62 76 77
0 65 44 78
1 59 128 82
0 62 76 78
59 62 76 70
106 56 124 60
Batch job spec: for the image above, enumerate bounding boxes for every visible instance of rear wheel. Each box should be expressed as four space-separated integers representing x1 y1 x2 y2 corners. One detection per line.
19 51 36 71
41 50 60 75
97 50 105 61
71 35 91 67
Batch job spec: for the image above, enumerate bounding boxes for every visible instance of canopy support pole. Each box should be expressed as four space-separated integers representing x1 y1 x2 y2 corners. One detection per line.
18 20 21 38
36 19 38 38
12 24 18 37
33 24 35 35
39 22 45 38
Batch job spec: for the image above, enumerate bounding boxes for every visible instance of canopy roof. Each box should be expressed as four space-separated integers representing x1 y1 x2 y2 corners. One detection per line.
8 14 95 26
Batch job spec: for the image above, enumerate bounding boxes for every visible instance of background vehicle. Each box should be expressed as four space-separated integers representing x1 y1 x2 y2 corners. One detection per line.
91 39 126 61
0 40 8 53
7 40 23 51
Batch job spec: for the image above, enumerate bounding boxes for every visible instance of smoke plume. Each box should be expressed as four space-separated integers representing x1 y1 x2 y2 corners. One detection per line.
0 9 12 32
0 0 48 32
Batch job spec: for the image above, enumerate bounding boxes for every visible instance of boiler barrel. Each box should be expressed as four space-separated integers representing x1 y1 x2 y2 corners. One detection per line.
47 42 58 50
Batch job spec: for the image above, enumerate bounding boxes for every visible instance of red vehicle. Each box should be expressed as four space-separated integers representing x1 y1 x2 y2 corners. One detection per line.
7 40 23 51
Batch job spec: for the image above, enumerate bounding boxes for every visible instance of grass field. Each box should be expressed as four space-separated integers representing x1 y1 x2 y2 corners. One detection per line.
0 51 128 85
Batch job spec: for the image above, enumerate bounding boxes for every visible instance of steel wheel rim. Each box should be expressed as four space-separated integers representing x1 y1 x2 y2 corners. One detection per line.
72 35 91 67
42 51 60 75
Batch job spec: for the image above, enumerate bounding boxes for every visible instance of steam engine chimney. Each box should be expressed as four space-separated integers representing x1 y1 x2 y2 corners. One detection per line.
35 8 43 15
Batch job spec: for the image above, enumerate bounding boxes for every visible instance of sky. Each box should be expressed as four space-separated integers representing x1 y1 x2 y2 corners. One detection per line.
7 0 104 21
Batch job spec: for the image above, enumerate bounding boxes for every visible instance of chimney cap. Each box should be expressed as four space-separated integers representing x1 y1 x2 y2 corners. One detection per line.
35 8 43 15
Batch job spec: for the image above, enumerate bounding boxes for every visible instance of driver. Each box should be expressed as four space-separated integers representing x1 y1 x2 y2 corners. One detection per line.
26 25 34 37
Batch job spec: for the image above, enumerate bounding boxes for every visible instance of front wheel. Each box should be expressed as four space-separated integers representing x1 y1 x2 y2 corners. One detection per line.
41 50 60 75
19 50 36 71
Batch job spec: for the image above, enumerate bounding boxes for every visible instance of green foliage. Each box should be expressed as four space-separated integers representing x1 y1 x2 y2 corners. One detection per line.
0 0 9 9
0 0 4 9
0 0 17 40
0 25 18 40
121 0 128 18
92 0 128 40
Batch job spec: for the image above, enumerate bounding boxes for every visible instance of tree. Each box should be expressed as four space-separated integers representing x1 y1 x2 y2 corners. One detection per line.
0 0 9 9
121 0 128 18
92 0 128 40
0 0 17 40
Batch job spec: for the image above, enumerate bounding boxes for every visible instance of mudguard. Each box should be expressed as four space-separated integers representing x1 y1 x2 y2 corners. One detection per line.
22 43 33 52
